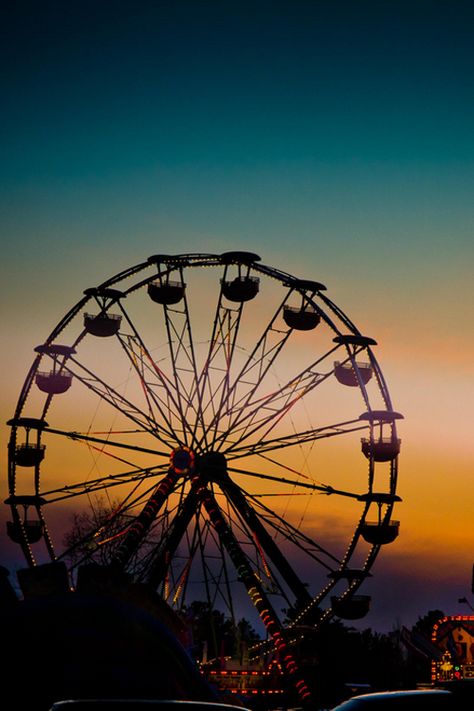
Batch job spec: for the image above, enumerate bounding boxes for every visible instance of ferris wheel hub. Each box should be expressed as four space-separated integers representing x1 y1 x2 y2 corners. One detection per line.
169 446 195 474
198 451 228 482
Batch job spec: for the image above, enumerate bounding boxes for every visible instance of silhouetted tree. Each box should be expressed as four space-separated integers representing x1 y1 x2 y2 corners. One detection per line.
401 609 446 684
181 600 260 663
287 618 411 707
413 609 445 637
62 497 126 567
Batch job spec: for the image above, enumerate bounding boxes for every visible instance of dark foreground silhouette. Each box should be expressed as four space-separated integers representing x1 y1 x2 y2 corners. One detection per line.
1 591 218 710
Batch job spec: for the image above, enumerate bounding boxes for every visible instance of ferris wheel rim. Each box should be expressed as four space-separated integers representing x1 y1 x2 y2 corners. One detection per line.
7 251 401 638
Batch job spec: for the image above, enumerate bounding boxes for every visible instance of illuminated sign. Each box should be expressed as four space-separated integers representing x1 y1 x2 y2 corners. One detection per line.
431 615 474 682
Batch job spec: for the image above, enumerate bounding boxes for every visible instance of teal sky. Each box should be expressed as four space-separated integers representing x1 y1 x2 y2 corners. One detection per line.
1 1 474 631
2 2 473 274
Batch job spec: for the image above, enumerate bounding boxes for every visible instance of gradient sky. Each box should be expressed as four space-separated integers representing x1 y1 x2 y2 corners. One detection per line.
1 0 474 632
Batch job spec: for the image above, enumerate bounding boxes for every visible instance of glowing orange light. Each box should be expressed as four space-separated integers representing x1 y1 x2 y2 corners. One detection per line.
170 446 195 474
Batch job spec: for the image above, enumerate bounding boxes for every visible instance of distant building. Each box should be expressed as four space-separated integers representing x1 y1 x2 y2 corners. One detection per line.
431 615 474 682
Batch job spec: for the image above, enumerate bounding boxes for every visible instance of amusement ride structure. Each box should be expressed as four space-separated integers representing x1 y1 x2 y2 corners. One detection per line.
6 252 402 703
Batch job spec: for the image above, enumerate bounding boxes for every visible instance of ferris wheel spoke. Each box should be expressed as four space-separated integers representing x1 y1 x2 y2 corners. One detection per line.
159 279 211 447
42 426 169 458
65 355 177 447
226 418 368 459
194 257 272 450
198 289 294 452
193 275 230 426
116 334 183 440
217 370 326 450
218 287 343 436
110 468 182 568
160 514 198 605
214 346 340 451
242 489 341 567
197 518 232 613
39 463 168 503
210 294 293 432
212 515 237 620
200 264 292 453
211 273 335 434
226 465 362 500
218 476 312 605
194 287 246 449
126 267 198 440
207 304 247 450
117 303 193 443
146 488 201 588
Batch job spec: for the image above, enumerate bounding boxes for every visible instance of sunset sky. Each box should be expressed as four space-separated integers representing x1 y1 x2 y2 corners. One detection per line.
1 1 473 633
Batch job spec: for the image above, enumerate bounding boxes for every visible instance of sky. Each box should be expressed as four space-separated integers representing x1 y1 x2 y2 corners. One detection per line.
1 0 473 634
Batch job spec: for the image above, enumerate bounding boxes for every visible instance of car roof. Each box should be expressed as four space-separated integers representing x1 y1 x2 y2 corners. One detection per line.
332 689 454 709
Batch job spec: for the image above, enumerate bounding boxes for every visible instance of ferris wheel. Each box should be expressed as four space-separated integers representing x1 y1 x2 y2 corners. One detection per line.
6 252 401 671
